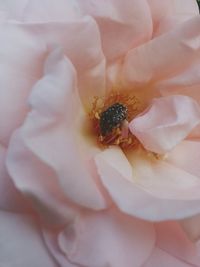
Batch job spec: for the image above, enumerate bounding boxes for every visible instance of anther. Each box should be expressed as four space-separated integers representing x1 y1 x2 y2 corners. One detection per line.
99 103 127 136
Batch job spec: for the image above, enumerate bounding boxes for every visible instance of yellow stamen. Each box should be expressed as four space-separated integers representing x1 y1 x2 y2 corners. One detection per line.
95 112 100 120
89 90 143 149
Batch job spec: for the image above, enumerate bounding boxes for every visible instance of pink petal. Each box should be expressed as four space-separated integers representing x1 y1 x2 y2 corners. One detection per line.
180 215 200 242
142 248 193 267
94 146 133 182
0 17 105 145
58 210 155 267
189 123 200 140
95 147 200 221
147 0 199 36
157 66 200 140
0 22 46 145
0 211 58 267
0 144 30 212
7 49 106 225
167 140 200 178
0 0 81 22
157 63 200 106
42 228 78 267
155 221 200 266
7 129 78 226
26 16 106 106
129 95 200 154
122 16 200 85
78 0 152 61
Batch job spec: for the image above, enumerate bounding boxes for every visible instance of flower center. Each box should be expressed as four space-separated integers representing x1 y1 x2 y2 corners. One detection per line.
99 102 127 136
89 90 143 149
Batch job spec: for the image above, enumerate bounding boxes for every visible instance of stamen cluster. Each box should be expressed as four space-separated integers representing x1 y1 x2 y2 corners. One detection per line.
89 90 142 149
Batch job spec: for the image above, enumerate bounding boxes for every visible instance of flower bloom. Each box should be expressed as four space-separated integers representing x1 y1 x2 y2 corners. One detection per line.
1 0 200 266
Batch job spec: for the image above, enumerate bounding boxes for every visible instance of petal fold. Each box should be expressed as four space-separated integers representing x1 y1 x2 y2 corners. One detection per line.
7 49 106 226
143 248 193 267
147 0 199 36
157 63 200 106
122 16 200 85
78 0 152 61
155 221 200 266
0 144 30 212
180 214 200 242
0 17 105 145
166 140 200 178
95 147 200 221
129 95 200 154
58 210 155 267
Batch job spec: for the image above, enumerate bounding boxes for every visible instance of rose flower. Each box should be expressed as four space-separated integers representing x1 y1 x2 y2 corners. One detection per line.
1 0 200 266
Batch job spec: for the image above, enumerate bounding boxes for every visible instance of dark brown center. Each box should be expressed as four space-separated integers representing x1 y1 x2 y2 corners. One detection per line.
99 103 127 136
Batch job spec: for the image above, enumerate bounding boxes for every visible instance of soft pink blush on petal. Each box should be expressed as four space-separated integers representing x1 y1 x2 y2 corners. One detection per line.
147 0 198 26
122 16 200 85
129 95 200 154
147 0 199 36
7 130 77 226
157 63 200 105
0 211 58 267
155 221 200 266
94 146 133 182
128 150 200 200
0 0 81 22
166 140 200 179
167 140 200 246
180 215 200 243
42 228 78 267
57 210 155 267
7 48 106 225
35 16 106 106
27 16 106 106
78 0 152 61
142 248 193 267
157 64 200 139
0 144 30 213
95 147 200 221
28 48 106 209
0 22 46 145
0 16 105 145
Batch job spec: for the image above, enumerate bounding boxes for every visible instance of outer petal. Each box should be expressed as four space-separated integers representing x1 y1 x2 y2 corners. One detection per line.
95 147 200 221
180 215 200 242
56 210 155 267
19 16 106 106
0 17 105 145
7 129 78 226
129 95 200 154
78 0 152 61
122 16 200 85
147 0 199 36
0 211 58 267
0 144 30 212
167 140 200 178
0 22 46 145
154 221 200 266
142 248 194 267
7 49 106 225
157 63 200 103
157 65 200 139
43 227 82 267
0 0 81 22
